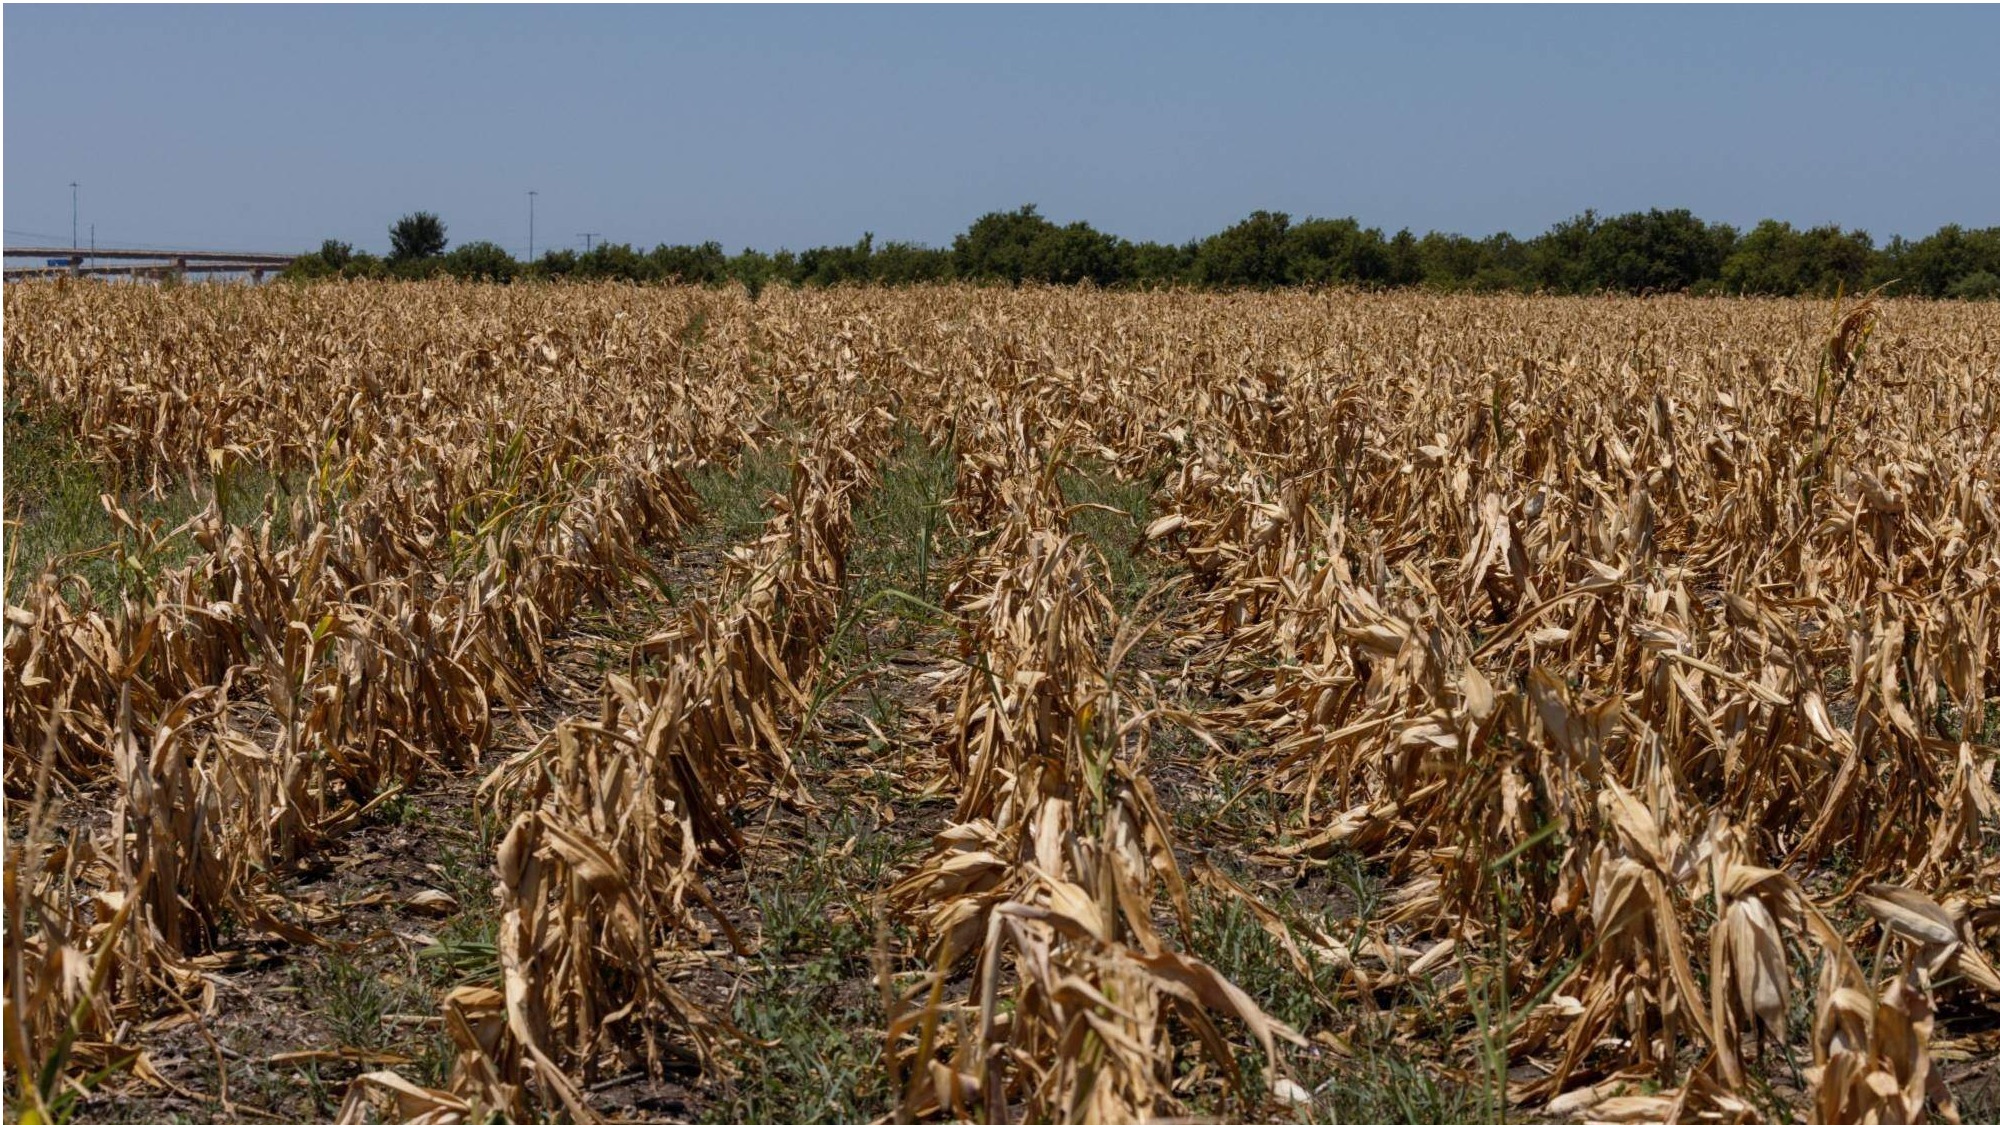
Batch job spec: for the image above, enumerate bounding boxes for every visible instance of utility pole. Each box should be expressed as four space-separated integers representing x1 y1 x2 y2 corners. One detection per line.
527 190 538 261
70 182 79 249
578 232 601 253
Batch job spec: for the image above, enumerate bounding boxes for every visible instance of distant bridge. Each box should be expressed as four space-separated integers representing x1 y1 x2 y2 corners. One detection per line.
4 246 297 281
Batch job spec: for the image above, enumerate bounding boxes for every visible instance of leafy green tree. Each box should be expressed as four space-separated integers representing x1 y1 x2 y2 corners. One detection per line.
574 242 653 281
871 241 954 285
1473 233 1532 291
1412 232 1496 291
1722 220 1805 294
1585 209 1733 293
388 256 444 280
1798 225 1875 293
340 252 388 280
1947 270 2000 300
388 212 449 262
1900 225 1973 297
319 239 355 271
1021 222 1125 285
1723 221 1875 296
1524 209 1734 294
954 205 1061 283
1277 218 1386 286
799 233 876 286
281 239 366 281
529 248 578 279
1194 211 1292 288
649 241 730 284
1127 241 1195 287
441 240 519 282
1883 225 2000 297
1385 229 1425 287
1528 211 1599 292
726 248 777 298
728 247 805 293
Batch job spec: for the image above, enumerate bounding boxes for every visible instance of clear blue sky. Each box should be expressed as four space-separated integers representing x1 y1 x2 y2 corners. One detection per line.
6 5 1997 257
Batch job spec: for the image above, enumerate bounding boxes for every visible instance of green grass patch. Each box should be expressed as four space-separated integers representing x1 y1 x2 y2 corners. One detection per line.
788 428 960 766
5 393 282 605
1058 456 1160 610
1168 750 1307 851
1297 1044 1486 1125
846 428 959 615
689 443 796 544
1189 890 1342 1038
1175 845 1495 1124
706 811 919 1124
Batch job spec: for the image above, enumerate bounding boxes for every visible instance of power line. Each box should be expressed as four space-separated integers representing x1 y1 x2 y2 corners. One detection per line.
577 232 601 252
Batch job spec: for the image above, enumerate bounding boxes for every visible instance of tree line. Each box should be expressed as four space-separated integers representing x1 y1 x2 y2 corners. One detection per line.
285 206 2000 299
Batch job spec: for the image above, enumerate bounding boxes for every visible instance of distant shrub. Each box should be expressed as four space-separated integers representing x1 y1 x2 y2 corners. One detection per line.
282 209 2000 297
443 241 519 282
283 239 361 281
1947 270 2000 300
318 239 354 270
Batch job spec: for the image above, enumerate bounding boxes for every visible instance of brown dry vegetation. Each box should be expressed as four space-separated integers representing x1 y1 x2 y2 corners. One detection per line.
4 280 1998 1125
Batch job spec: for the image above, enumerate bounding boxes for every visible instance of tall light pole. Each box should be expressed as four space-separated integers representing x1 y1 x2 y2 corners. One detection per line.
527 190 538 261
69 182 79 249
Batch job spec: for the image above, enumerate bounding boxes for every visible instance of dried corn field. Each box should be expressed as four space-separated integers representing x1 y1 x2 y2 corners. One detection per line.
4 280 1998 1125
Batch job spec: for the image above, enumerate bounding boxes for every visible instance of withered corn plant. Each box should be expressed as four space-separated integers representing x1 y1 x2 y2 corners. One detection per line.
884 412 1296 1124
5 281 745 1113
427 419 892 1122
5 281 1995 1123
1138 292 1999 1121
